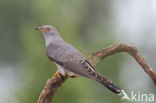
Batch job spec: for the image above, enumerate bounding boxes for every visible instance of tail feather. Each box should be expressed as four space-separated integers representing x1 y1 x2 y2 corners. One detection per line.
94 73 121 94
99 80 121 94
77 60 122 94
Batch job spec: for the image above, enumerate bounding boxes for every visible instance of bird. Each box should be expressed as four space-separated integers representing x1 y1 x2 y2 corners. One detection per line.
35 25 121 94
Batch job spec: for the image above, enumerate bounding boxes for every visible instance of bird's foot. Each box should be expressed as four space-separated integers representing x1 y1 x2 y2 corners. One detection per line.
55 71 62 78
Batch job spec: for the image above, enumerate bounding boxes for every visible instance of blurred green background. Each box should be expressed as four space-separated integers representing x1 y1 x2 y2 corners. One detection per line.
0 0 156 103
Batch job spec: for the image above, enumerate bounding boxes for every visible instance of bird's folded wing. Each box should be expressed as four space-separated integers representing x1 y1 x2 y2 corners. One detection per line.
63 60 100 80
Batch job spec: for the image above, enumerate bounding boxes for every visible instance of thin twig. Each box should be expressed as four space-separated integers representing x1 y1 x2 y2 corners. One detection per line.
38 43 156 103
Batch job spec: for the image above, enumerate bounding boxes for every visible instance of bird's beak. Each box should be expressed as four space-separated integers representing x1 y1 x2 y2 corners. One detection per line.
35 27 46 32
35 27 40 30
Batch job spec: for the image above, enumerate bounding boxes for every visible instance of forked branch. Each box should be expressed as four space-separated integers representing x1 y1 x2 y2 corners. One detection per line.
38 43 156 103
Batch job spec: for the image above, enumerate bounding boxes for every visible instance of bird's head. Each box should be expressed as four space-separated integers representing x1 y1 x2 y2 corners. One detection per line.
35 25 58 37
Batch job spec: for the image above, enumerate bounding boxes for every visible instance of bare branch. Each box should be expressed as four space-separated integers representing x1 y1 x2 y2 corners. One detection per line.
88 43 156 85
38 43 156 103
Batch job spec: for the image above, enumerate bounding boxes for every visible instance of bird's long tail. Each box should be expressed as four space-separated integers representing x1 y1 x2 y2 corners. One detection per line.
95 73 122 94
99 80 121 94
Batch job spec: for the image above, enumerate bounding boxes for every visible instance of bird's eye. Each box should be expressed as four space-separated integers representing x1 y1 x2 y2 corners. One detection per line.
46 27 50 31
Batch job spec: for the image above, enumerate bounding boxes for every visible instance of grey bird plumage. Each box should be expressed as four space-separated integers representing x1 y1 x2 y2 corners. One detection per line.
35 25 121 94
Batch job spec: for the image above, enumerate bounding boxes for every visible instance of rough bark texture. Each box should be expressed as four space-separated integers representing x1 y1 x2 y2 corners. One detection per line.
38 43 156 103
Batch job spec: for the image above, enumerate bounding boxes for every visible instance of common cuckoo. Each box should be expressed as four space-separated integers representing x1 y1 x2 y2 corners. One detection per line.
35 25 121 94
